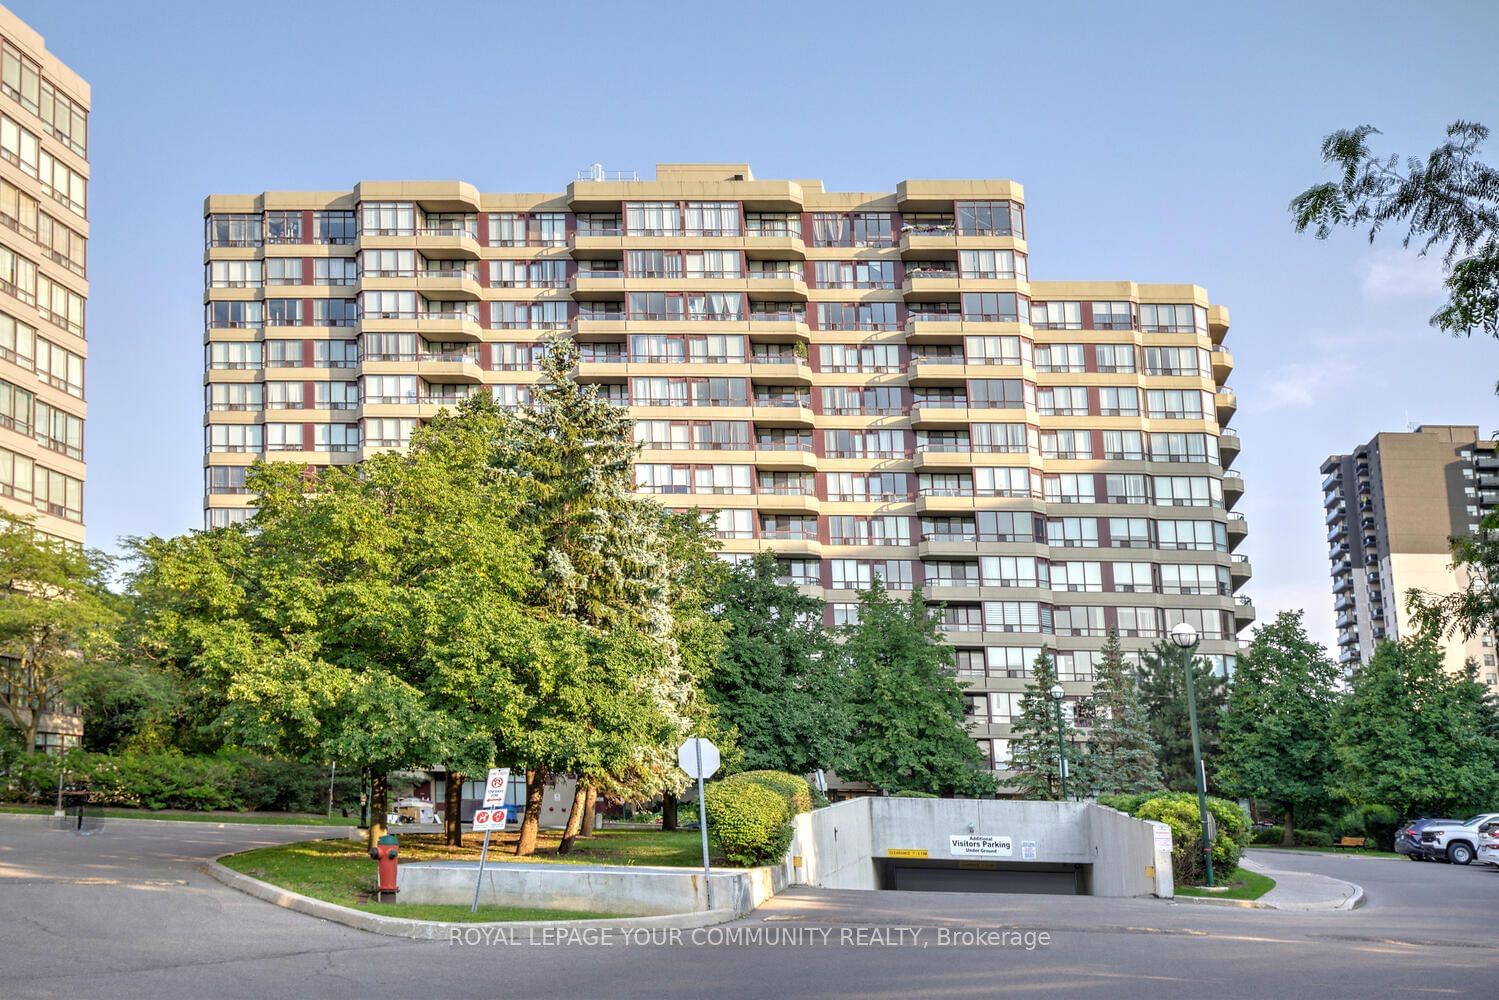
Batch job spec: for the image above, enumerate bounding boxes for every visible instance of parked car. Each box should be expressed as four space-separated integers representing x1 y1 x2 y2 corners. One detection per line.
1477 821 1499 867
1418 813 1499 865
1396 818 1458 860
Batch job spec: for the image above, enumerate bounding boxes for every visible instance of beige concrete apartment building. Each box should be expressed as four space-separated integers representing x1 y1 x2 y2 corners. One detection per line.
0 4 90 752
202 164 1251 775
1321 425 1499 683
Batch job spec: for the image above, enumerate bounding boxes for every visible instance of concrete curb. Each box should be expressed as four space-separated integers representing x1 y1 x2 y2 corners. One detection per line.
201 859 738 940
1239 856 1366 911
0 812 356 835
1169 893 1270 909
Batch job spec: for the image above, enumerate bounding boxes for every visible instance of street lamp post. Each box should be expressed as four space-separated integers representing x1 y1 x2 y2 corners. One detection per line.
1170 621 1214 887
1049 682 1068 800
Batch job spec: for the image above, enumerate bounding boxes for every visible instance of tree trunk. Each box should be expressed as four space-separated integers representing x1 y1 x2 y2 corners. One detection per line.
557 781 589 855
1282 807 1295 846
579 783 598 838
661 790 679 831
366 771 388 851
444 771 463 847
514 767 546 857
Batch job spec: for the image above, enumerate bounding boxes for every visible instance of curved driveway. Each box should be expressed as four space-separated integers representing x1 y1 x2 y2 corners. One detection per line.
1 816 1493 999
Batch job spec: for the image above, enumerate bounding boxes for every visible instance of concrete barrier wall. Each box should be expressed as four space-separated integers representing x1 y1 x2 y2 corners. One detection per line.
787 797 876 889
398 861 784 916
1085 805 1170 898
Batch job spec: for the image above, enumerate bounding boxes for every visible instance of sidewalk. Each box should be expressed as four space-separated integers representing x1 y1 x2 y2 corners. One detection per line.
1237 855 1365 911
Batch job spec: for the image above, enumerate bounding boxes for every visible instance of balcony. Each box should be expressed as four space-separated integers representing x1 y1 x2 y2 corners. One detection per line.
1219 431 1240 467
910 401 970 426
1323 489 1344 509
1336 611 1358 630
754 447 818 472
1338 648 1362 666
1333 572 1353 593
1211 349 1234 383
569 270 627 297
901 269 962 299
411 352 486 383
1327 521 1347 542
913 446 977 470
750 401 815 427
407 224 480 258
1230 554 1252 583
416 312 484 341
754 491 821 515
1222 471 1245 506
1221 511 1244 543
1334 594 1355 613
742 228 807 258
1215 389 1237 424
415 270 482 300
1208 303 1230 345
1234 595 1256 626
1321 471 1341 492
908 358 969 383
745 271 808 298
749 357 813 384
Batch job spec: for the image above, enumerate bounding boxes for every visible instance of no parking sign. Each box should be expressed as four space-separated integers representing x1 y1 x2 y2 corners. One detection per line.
471 808 506 832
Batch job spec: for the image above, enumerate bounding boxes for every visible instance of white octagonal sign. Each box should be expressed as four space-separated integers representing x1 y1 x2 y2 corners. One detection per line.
677 737 720 780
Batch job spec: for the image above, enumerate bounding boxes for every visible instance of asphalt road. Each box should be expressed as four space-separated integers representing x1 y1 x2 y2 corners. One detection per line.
1 815 1494 999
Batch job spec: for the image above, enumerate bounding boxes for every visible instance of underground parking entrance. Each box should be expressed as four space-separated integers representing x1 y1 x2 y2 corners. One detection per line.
875 857 1089 895
785 797 1171 899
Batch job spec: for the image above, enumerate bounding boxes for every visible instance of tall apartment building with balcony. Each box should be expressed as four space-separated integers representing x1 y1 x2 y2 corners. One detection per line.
0 5 89 753
1321 425 1499 684
203 164 1252 776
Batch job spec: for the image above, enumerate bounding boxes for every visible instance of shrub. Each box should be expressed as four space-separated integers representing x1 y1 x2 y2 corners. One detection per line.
728 770 814 814
1296 829 1333 848
705 779 792 867
1134 792 1250 884
1096 793 1153 816
892 790 939 799
0 749 357 813
1251 825 1285 845
1333 804 1400 850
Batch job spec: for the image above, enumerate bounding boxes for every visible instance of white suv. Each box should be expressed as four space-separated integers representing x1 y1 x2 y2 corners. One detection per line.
1420 813 1499 865
1477 820 1499 866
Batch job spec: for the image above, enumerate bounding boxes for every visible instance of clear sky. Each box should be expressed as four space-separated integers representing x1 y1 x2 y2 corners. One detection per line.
13 0 1498 649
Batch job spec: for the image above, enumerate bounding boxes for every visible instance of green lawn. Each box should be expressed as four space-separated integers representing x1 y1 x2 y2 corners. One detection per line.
219 829 711 922
0 804 351 826
1251 844 1403 860
1176 866 1276 901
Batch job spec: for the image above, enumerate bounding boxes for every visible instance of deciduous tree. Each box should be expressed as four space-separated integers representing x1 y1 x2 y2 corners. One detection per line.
1218 611 1340 845
839 581 994 797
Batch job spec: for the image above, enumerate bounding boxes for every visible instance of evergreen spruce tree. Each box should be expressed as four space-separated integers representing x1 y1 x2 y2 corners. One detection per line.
1006 650 1079 800
1139 639 1227 792
1084 630 1164 795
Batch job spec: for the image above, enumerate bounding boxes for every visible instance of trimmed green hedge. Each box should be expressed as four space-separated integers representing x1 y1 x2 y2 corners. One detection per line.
1250 826 1333 847
731 770 814 814
1 750 358 813
704 769 821 866
1109 791 1250 885
705 780 792 866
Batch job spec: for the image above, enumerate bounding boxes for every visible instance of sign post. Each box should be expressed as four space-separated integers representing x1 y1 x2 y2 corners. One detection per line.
470 767 509 914
676 737 720 911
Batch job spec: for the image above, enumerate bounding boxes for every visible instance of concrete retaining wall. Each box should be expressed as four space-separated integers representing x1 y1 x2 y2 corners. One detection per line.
398 860 785 917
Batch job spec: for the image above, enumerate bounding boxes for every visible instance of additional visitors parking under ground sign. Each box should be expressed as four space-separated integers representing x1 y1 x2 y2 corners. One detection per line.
949 834 1013 857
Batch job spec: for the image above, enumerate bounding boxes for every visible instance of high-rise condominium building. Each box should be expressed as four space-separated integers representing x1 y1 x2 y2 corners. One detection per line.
0 5 89 754
1321 425 1499 684
203 164 1252 776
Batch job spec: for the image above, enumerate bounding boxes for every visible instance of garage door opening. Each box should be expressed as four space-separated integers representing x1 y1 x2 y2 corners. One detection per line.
875 858 1090 895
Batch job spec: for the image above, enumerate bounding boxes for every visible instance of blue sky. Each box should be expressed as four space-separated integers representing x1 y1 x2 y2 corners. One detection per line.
15 0 1498 648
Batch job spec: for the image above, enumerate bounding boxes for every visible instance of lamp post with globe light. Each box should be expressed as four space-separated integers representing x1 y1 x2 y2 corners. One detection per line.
1049 682 1068 799
1170 620 1214 887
